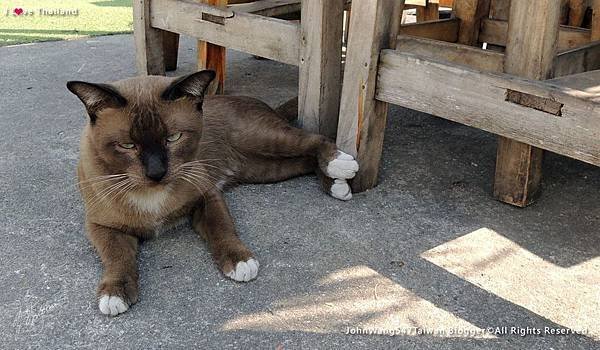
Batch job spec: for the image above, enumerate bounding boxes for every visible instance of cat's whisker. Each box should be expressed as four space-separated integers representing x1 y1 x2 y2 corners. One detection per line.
86 178 131 212
76 175 128 192
179 168 221 184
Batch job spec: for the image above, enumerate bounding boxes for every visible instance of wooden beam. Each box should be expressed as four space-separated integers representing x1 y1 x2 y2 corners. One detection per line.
398 18 459 42
336 0 404 192
228 0 301 16
150 0 301 66
416 1 440 22
298 0 345 139
489 0 510 20
569 0 587 27
196 0 227 95
133 0 166 75
494 0 561 207
480 18 592 51
396 35 505 72
553 41 600 77
453 0 490 45
375 51 600 168
549 69 600 103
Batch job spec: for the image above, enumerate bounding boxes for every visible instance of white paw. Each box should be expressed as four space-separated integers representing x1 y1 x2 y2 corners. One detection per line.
326 151 359 179
98 295 129 316
225 258 259 282
331 179 352 201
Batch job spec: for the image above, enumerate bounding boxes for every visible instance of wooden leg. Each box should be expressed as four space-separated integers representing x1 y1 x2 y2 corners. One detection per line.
198 0 227 95
417 1 440 22
298 0 345 139
592 0 600 41
133 0 166 75
569 0 587 27
493 0 560 207
336 0 404 192
453 0 491 45
163 31 180 72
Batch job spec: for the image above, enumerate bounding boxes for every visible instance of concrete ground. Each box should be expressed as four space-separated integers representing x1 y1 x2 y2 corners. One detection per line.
0 35 598 349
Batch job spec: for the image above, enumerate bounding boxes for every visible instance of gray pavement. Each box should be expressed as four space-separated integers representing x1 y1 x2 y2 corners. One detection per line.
0 34 599 349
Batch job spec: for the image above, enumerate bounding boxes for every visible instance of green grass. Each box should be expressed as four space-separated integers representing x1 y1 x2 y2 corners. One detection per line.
0 0 133 46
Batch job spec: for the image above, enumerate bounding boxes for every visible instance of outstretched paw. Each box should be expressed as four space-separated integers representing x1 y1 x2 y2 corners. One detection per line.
225 258 260 282
326 151 359 179
98 295 129 316
97 276 137 316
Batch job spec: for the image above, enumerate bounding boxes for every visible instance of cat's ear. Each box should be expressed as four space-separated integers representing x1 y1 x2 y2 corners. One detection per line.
67 81 127 124
161 70 216 107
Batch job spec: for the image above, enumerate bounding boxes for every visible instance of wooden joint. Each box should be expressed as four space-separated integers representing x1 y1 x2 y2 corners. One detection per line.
200 11 234 25
505 90 564 116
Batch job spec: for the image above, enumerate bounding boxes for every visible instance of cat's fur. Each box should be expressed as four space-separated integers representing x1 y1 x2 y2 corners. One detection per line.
67 70 358 316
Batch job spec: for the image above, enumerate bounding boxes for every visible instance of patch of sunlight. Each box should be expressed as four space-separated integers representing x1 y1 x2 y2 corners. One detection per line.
421 228 600 340
222 265 494 338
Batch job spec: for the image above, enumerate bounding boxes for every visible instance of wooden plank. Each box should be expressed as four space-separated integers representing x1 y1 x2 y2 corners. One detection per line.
553 41 600 77
396 35 505 72
336 0 404 192
133 0 166 75
489 0 509 20
593 0 600 41
150 0 301 66
228 0 300 16
298 0 345 138
453 0 490 45
495 0 561 207
398 18 459 42
375 51 600 167
549 69 600 103
480 18 592 51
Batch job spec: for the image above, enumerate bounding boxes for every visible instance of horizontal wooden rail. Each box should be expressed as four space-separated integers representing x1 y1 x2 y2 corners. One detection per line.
396 35 504 72
375 50 600 166
480 18 591 51
398 18 459 42
150 0 301 65
553 41 600 77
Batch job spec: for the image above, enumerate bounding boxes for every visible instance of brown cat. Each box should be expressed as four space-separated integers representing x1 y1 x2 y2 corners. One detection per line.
67 70 358 316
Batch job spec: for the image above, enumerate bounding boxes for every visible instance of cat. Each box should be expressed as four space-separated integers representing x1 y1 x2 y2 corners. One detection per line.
67 70 359 316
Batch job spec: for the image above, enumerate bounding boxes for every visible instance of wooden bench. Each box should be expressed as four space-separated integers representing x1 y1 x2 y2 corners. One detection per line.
134 0 346 139
337 0 600 206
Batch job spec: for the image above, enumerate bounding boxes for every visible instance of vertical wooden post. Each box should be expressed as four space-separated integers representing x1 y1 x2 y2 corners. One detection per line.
198 0 227 95
592 0 600 41
493 0 561 207
453 0 491 45
336 0 404 192
568 0 587 27
133 0 166 75
489 0 510 20
163 31 180 71
298 0 345 139
417 0 440 22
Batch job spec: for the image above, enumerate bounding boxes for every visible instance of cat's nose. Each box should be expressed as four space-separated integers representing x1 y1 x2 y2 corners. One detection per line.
144 153 167 182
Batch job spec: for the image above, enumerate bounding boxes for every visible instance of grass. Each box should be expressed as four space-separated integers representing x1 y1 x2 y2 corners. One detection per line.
0 0 133 46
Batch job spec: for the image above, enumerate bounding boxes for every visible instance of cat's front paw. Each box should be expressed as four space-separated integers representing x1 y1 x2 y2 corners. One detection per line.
331 179 352 201
97 277 138 316
225 258 260 282
326 151 359 179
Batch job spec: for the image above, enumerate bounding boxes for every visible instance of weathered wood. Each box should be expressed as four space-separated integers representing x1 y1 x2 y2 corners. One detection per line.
336 0 404 192
150 0 301 66
163 31 180 71
569 0 587 27
593 0 600 40
480 18 592 51
228 0 301 16
494 0 561 207
549 69 600 103
489 0 509 20
453 0 490 45
398 18 459 42
133 0 166 75
197 0 227 95
553 41 600 77
396 35 505 72
298 0 345 138
416 1 440 22
375 51 600 167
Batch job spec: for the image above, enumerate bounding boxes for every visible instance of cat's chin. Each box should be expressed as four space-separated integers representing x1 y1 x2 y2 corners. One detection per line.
127 185 171 215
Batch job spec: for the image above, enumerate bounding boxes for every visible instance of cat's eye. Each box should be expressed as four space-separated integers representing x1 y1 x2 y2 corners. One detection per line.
166 132 182 142
119 143 136 149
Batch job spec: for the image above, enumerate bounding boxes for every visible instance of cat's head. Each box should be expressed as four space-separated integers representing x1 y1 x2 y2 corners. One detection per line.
67 70 215 187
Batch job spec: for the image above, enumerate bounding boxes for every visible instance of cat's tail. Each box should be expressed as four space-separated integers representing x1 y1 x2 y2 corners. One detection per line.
274 96 298 124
